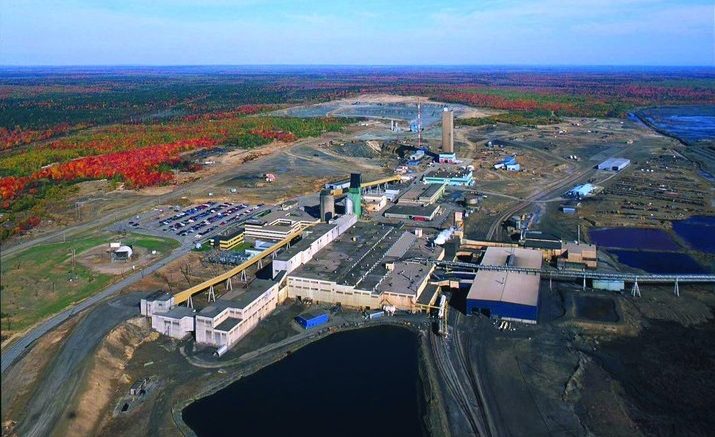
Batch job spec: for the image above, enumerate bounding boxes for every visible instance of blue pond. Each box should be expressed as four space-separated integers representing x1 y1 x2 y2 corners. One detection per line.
638 106 715 143
589 227 679 251
182 326 427 437
672 215 715 254
608 250 706 274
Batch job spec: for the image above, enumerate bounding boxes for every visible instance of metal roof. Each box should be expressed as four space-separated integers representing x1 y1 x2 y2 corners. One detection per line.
468 247 542 307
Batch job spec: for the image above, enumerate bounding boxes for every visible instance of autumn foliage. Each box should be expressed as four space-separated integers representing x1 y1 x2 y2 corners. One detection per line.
0 138 217 200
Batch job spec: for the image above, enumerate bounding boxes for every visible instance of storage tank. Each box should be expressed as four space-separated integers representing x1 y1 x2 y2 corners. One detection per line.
319 189 335 222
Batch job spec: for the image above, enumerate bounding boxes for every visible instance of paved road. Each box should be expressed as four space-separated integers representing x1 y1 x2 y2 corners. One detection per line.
14 293 146 437
0 245 190 375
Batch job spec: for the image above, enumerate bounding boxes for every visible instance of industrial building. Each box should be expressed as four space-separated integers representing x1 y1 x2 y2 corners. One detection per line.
597 157 630 171
140 291 174 317
194 274 285 353
150 307 196 339
558 242 598 269
362 193 388 212
423 168 474 186
522 230 563 257
494 156 520 171
271 214 357 277
295 311 329 329
285 222 443 311
565 183 595 199
398 183 445 206
384 204 440 221
244 207 318 241
324 179 351 191
212 228 245 250
466 247 543 324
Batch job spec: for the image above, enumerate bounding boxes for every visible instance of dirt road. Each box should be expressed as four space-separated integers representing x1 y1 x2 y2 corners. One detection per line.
13 293 147 437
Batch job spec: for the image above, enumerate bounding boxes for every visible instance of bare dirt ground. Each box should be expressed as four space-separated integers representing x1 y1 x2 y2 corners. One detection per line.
459 280 715 437
52 317 159 437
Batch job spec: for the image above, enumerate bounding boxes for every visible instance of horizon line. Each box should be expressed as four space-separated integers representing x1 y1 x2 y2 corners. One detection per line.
1 63 714 69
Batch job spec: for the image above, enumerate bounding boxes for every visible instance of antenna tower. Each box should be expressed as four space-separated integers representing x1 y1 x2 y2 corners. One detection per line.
417 99 422 149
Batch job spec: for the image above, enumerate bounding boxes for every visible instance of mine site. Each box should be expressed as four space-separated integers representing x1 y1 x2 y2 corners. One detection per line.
2 62 714 437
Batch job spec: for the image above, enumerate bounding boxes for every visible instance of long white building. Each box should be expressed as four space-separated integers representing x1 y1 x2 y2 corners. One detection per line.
272 214 357 277
195 274 284 350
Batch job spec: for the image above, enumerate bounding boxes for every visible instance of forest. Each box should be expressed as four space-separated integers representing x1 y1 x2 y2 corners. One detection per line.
1 66 713 239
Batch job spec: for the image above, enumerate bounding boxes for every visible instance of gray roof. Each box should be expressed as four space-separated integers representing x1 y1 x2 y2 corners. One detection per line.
215 317 242 332
158 306 195 319
289 222 405 291
275 223 336 261
385 231 418 258
198 300 240 319
424 168 470 179
384 204 439 218
221 273 285 309
145 290 172 301
375 262 432 296
419 183 444 199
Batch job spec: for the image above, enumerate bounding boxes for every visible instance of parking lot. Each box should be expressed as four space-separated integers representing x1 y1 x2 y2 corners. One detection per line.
116 201 265 246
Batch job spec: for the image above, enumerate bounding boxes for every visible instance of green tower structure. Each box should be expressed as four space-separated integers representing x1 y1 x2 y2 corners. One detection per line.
349 173 362 217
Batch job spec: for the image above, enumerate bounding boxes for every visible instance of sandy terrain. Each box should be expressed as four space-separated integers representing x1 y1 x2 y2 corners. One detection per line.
58 318 158 437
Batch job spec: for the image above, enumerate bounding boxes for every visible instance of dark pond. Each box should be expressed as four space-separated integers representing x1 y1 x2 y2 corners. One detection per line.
608 250 706 274
673 215 715 254
183 326 428 437
589 227 679 251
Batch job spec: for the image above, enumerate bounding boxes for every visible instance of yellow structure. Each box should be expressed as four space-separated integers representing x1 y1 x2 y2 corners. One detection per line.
213 229 245 250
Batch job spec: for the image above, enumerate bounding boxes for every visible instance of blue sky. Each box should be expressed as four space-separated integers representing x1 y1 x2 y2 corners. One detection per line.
1 0 713 65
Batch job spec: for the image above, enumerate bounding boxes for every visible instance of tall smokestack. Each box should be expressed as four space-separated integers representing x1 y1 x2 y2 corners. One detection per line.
442 107 454 154
350 173 361 189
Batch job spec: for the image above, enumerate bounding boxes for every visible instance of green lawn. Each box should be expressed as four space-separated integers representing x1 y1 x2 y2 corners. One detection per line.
0 232 178 341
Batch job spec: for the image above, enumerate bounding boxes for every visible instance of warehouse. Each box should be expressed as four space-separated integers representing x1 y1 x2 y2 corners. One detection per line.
151 307 195 339
295 311 329 329
272 214 356 277
565 183 594 199
597 157 630 171
398 183 445 206
383 204 440 221
466 247 542 324
423 168 474 186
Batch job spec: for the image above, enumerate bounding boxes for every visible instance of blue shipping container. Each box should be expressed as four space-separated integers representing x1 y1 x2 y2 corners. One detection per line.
296 312 329 329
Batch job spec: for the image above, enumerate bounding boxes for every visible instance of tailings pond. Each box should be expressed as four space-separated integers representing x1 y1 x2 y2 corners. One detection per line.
182 326 428 437
589 227 711 274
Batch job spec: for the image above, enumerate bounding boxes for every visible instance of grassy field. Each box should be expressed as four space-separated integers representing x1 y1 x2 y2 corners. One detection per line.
0 232 179 342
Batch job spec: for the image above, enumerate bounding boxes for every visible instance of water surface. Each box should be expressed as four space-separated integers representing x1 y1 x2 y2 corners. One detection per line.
183 326 427 437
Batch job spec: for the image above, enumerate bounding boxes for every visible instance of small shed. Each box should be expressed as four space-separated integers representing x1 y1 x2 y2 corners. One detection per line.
295 311 329 329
